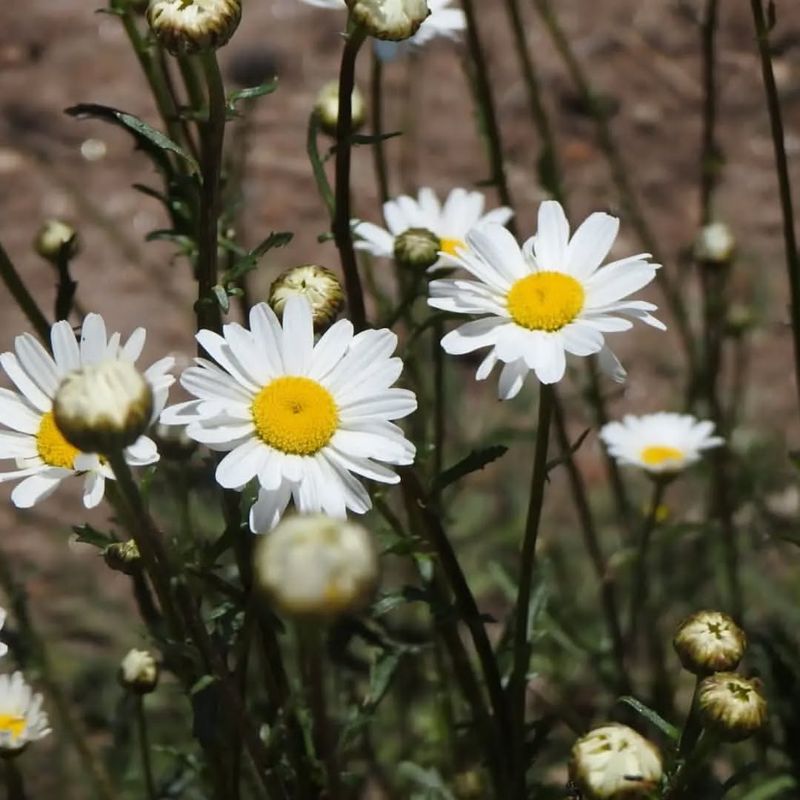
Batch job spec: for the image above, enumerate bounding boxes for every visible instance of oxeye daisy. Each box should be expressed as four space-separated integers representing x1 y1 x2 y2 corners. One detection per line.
428 201 665 396
160 297 417 532
0 672 50 754
0 314 174 509
599 412 723 476
355 187 513 268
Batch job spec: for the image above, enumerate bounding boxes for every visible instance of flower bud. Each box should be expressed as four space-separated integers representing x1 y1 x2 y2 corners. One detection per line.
314 80 366 138
269 265 345 331
146 0 242 56
694 221 735 267
103 540 143 576
119 649 160 694
394 227 441 270
254 514 378 620
569 724 662 800
53 361 153 455
34 220 79 263
697 673 767 742
346 0 430 41
673 610 746 675
725 304 756 338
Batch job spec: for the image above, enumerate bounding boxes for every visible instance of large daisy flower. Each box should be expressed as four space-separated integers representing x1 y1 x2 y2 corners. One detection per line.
0 672 50 753
355 187 513 268
599 412 723 476
428 201 665 396
0 315 174 509
160 297 417 532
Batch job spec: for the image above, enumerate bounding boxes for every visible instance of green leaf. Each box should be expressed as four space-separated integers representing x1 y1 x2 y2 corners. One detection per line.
617 696 679 741
225 231 294 282
545 428 591 476
190 675 217 696
72 524 116 549
432 445 508 492
364 650 401 707
349 130 402 146
228 79 278 108
213 284 230 313
65 103 199 175
738 775 795 800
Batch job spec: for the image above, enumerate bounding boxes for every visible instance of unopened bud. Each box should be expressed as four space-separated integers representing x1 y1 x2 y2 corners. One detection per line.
119 649 159 694
254 514 378 620
694 221 735 267
103 540 142 576
269 265 345 331
34 220 79 263
394 227 440 270
570 724 662 800
697 673 767 742
53 361 153 454
146 0 242 55
346 0 430 41
673 610 746 675
314 80 366 138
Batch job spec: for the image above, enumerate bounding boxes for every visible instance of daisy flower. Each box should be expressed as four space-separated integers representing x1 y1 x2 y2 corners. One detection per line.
599 412 723 476
355 187 513 268
0 608 7 659
0 671 50 753
428 201 665 396
160 297 417 532
0 315 174 509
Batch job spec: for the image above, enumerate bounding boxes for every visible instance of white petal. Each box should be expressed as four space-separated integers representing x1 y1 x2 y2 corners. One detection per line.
354 221 395 258
15 335 59 397
441 317 504 355
0 390 42 434
82 472 106 508
280 296 314 375
0 354 51 412
80 314 108 365
309 320 353 382
585 260 657 307
565 212 619 278
11 470 68 508
532 333 567 384
561 322 604 356
50 321 81 374
534 201 570 269
121 328 146 362
249 483 292 533
498 359 528 400
216 439 267 489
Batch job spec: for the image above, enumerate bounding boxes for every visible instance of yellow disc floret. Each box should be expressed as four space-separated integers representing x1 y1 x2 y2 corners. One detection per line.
506 271 585 331
36 411 80 469
440 238 465 257
252 377 338 456
0 714 26 742
640 445 684 467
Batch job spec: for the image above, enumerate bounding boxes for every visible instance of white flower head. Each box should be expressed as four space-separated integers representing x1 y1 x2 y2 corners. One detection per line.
346 0 429 41
694 221 735 265
0 672 51 754
147 0 242 55
119 649 160 694
160 297 417 532
600 412 723 476
428 201 665 396
355 186 513 269
0 314 174 510
0 608 7 659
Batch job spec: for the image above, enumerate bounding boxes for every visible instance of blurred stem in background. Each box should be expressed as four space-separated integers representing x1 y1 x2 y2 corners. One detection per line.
370 51 391 204
0 243 51 346
135 696 157 800
3 759 27 800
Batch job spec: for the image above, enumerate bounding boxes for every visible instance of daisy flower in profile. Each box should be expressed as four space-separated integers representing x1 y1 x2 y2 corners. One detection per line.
0 315 174 509
0 608 7 659
0 672 50 754
160 297 416 532
355 187 513 269
428 201 665 396
599 412 723 476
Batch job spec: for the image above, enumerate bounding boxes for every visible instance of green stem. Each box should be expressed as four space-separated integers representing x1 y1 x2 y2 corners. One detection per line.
749 0 800 413
510 382 554 796
665 731 719 800
678 677 704 759
432 319 446 500
333 25 368 331
370 51 390 204
0 242 51 344
4 759 26 800
307 112 336 217
136 697 157 800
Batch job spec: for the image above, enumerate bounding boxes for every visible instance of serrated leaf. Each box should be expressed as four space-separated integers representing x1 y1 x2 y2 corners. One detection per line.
73 524 115 549
225 231 294 282
432 445 508 492
65 103 199 175
228 79 278 108
617 696 679 741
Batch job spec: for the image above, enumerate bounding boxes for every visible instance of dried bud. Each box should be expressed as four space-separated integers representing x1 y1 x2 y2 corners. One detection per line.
697 673 767 742
119 649 160 694
146 0 242 55
34 220 79 263
103 540 142 576
314 80 366 138
254 515 378 620
694 221 735 267
346 0 430 41
53 361 153 454
269 265 345 331
393 227 441 270
569 724 662 800
673 610 747 675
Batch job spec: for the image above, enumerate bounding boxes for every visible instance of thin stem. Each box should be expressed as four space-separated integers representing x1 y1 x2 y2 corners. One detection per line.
136 696 157 800
4 759 26 800
699 0 720 224
510 382 554 796
0 242 51 344
432 319 446 499
678 677 704 759
333 25 368 331
665 731 719 800
307 112 336 217
749 0 800 412
196 50 227 337
370 51 390 204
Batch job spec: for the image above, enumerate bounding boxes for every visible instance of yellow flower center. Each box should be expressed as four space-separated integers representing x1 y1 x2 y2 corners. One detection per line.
36 411 80 470
640 445 684 466
506 271 585 331
0 714 26 742
251 376 338 456
440 238 464 257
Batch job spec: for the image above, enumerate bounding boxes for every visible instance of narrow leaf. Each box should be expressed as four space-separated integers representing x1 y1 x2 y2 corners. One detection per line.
432 445 508 492
228 79 278 107
617 696 679 741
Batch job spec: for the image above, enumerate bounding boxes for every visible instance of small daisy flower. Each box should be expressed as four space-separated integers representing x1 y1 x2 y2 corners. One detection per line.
0 671 50 754
428 201 665 395
600 412 723 476
160 297 417 532
0 314 174 509
355 186 513 269
0 608 7 659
